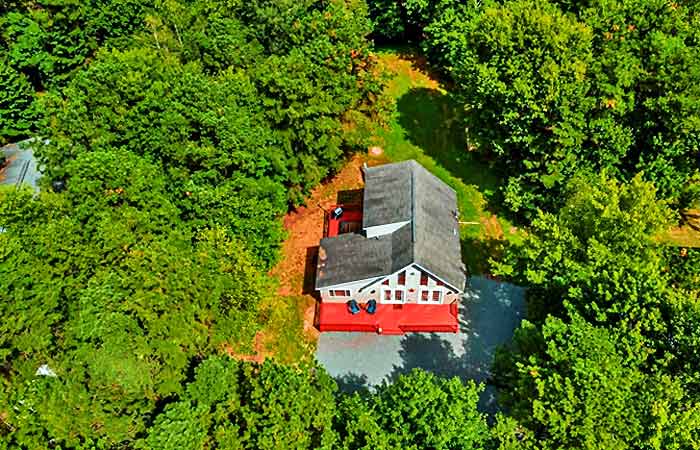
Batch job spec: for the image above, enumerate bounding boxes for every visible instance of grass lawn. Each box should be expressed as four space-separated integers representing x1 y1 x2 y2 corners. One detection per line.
368 49 522 273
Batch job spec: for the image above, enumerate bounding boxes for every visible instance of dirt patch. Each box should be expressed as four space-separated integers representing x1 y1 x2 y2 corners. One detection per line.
223 332 266 363
379 52 440 92
369 146 384 156
481 214 504 240
272 154 366 297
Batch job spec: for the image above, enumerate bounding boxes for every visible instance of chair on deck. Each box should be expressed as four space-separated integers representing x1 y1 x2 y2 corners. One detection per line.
346 299 361 315
365 299 377 315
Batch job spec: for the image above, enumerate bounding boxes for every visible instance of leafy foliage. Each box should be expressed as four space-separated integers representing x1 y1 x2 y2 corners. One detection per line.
0 185 268 447
141 358 339 450
396 0 700 214
496 315 700 449
494 173 674 330
492 173 700 447
338 369 489 450
0 58 38 143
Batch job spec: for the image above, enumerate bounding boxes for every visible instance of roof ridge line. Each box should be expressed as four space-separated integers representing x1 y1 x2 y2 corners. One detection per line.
410 163 416 245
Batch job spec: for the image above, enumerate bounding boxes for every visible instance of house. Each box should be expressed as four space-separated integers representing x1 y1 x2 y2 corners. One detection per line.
315 160 467 334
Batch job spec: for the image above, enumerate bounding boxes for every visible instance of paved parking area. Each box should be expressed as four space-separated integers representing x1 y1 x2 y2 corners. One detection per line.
316 276 525 412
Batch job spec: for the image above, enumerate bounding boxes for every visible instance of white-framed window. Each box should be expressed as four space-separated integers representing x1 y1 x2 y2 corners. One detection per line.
419 290 442 303
419 290 430 303
330 289 351 298
382 288 405 303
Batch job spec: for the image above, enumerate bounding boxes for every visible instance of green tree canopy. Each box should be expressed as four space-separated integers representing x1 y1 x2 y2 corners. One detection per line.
496 315 700 449
140 358 339 450
337 369 489 450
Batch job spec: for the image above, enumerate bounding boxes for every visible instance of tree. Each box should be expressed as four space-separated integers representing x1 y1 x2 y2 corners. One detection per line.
140 358 339 450
337 369 489 450
493 172 674 336
496 314 700 449
448 0 596 213
0 186 269 447
38 48 288 265
0 57 38 143
0 0 149 88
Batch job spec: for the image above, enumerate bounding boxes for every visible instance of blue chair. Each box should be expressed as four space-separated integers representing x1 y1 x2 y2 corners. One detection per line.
366 299 377 314
346 299 360 315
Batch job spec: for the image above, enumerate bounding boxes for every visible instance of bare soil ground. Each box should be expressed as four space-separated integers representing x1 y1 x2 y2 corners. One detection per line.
663 209 700 248
272 154 368 297
238 154 390 363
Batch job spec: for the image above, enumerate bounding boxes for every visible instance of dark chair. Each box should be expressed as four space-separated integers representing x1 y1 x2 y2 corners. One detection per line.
346 299 360 315
365 299 377 314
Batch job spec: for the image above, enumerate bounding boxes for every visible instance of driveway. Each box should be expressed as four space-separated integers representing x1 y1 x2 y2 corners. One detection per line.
316 276 526 413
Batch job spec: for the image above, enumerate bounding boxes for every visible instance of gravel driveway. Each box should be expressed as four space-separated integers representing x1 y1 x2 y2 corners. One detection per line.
316 276 526 412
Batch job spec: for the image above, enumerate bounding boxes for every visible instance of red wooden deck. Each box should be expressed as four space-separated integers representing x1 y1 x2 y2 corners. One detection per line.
325 206 363 238
317 302 459 334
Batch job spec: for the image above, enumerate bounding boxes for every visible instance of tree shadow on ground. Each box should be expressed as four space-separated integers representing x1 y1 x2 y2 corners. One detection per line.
460 278 526 385
395 87 512 220
388 333 466 383
384 277 527 415
462 236 509 278
335 372 371 394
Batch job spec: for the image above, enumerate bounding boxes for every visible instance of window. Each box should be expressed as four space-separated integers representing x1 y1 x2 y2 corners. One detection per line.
420 273 428 286
382 279 389 285
432 291 441 302
436 280 444 286
397 271 406 285
384 290 392 301
331 290 350 297
421 291 429 301
395 290 403 301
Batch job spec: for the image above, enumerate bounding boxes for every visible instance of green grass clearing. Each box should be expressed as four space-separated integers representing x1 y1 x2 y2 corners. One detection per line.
369 49 522 273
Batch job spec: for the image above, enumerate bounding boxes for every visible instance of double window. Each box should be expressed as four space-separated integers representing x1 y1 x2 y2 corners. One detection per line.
419 290 442 303
383 288 405 303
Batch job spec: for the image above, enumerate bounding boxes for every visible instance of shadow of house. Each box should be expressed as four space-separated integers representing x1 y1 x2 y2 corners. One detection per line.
302 246 320 296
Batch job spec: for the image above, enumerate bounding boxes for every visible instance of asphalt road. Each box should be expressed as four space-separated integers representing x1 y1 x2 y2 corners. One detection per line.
316 276 526 413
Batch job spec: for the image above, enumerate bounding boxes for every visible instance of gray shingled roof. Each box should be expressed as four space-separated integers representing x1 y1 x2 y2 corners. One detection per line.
362 162 412 228
316 160 467 292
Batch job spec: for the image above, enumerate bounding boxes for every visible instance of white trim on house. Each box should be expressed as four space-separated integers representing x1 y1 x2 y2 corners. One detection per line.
328 289 351 298
320 276 384 291
413 263 464 294
358 265 411 293
364 220 410 238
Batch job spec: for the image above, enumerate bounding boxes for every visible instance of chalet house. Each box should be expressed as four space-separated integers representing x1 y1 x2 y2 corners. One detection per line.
315 160 467 334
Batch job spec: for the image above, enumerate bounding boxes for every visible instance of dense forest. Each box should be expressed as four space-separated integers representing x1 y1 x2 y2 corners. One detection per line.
1 0 699 449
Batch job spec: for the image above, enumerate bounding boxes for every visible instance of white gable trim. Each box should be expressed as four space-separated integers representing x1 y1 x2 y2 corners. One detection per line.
357 264 412 293
412 263 465 294
319 275 384 291
364 220 410 238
